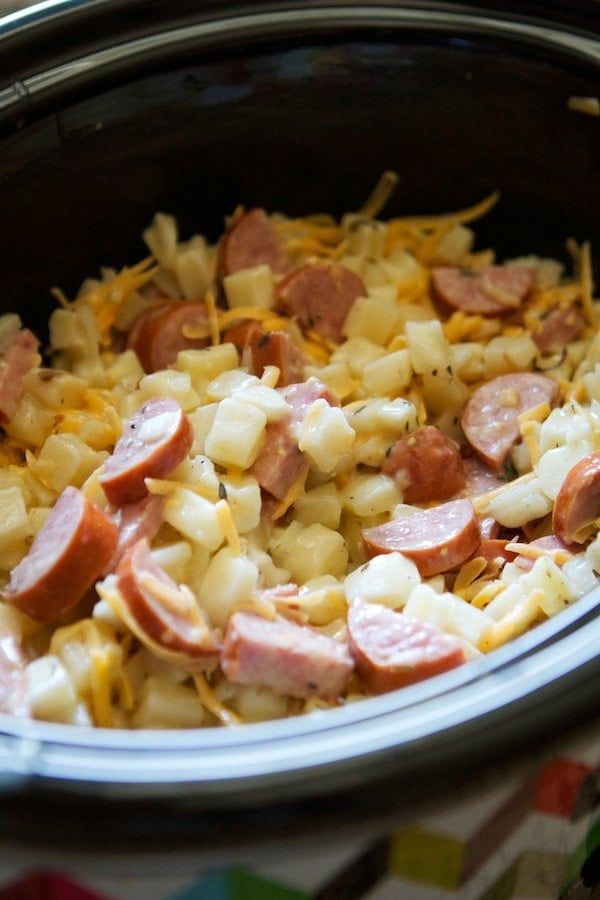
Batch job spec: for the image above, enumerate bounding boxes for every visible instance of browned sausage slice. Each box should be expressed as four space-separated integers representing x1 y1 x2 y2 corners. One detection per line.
461 373 559 471
251 331 306 387
476 539 516 566
104 494 165 574
532 306 586 354
382 426 465 503
127 301 209 373
362 499 480 577
462 456 506 497
220 611 353 700
277 264 366 341
101 398 193 506
220 208 292 277
116 539 219 661
431 266 534 316
0 632 30 717
553 451 600 544
347 602 465 694
4 487 118 622
0 328 41 425
251 378 338 500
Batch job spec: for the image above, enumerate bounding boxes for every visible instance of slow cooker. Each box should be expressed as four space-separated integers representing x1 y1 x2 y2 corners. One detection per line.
0 0 598 891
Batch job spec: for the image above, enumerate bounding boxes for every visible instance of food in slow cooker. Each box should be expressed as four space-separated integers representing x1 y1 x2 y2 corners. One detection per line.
0 179 598 728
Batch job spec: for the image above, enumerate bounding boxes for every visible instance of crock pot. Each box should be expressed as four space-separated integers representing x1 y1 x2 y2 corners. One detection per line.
0 0 598 856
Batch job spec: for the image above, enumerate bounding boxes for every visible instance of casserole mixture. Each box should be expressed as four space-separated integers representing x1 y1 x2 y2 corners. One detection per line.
0 176 598 728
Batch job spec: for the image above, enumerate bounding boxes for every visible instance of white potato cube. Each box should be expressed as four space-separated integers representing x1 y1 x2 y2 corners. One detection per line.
340 473 398 517
188 403 218 455
223 264 275 310
204 397 267 468
449 343 485 383
297 399 355 472
293 483 342 530
198 547 259 627
143 212 178 270
405 320 450 375
331 337 385 378
206 369 256 401
304 362 357 402
0 487 29 552
344 552 420 609
344 398 417 436
176 343 238 389
25 369 88 410
488 476 553 528
519 556 575 617
139 370 200 411
230 685 288 722
269 522 348 583
362 349 412 397
32 434 106 493
26 656 78 724
342 296 399 346
164 488 224 551
133 677 204 729
150 542 193 583
173 454 220 500
221 476 262 533
483 335 537 377
404 585 492 647
174 235 212 299
105 351 144 393
435 224 474 265
237 383 291 422
5 395 54 447
345 219 387 257
536 440 594 500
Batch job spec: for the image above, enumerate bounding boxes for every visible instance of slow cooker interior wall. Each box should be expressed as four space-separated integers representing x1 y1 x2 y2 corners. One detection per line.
0 36 598 332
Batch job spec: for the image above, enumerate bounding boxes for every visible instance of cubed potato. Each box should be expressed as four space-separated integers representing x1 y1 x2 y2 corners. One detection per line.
362 349 412 397
164 487 224 551
142 212 178 270
204 397 267 468
304 362 357 401
297 399 355 472
132 677 204 729
270 522 348 582
331 337 385 378
26 656 78 724
405 320 450 374
24 369 89 410
293 483 342 530
176 343 238 389
483 335 537 377
229 685 289 722
188 403 219 455
206 369 256 401
198 547 259 627
32 433 107 493
449 342 485 383
297 576 347 626
139 370 200 411
173 455 220 500
150 542 193 583
342 296 399 346
220 476 262 534
488 476 553 527
104 351 144 393
0 486 30 552
223 264 275 310
344 552 420 609
4 395 54 447
174 235 212 299
339 473 399 516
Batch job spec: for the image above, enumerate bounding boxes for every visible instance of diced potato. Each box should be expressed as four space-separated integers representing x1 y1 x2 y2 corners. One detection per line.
24 369 89 410
395 302 437 329
519 557 574 617
204 397 267 468
0 486 30 552
405 320 450 375
345 398 417 436
304 362 357 401
176 343 238 390
488 476 553 528
297 399 355 472
206 369 256 400
362 349 412 397
421 370 470 417
132 677 204 729
297 576 347 625
28 506 51 536
230 685 288 722
339 473 399 516
173 454 220 500
449 343 485 383
4 395 54 447
345 220 387 257
139 370 200 412
104 351 144 394
404 584 492 647
237 383 290 422
0 313 21 348
31 433 107 494
342 296 399 346
220 476 262 534
331 337 385 378
164 487 224 551
143 212 178 271
198 547 259 627
536 440 594 500
269 522 348 583
383 247 422 284
188 403 218 455
223 264 275 310
435 224 474 265
344 552 420 609
294 482 342 530
174 234 212 299
150 542 193 583
245 543 291 587
26 656 78 724
538 407 592 454
483 335 537 377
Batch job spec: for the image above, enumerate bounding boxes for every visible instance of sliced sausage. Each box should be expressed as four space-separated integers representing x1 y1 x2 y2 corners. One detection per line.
251 331 306 387
431 266 534 316
513 535 575 572
101 398 193 506
277 264 366 341
127 301 209 373
462 456 506 497
4 487 117 622
104 494 165 574
223 320 264 355
0 631 30 718
363 498 480 577
476 539 516 566
347 602 465 694
0 329 41 425
553 451 600 544
382 426 465 503
116 539 219 661
532 305 586 354
461 373 559 471
219 208 291 277
220 611 353 700
251 378 339 500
